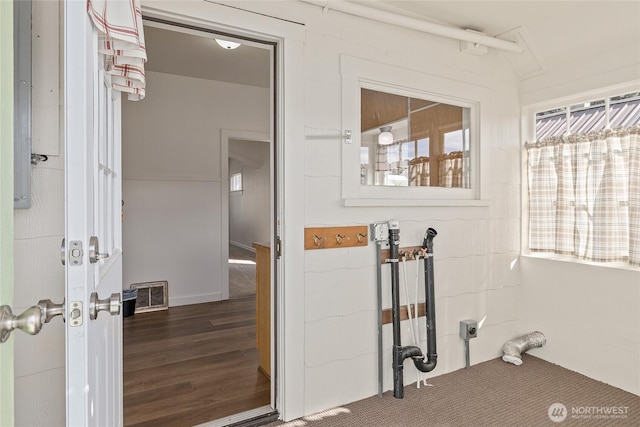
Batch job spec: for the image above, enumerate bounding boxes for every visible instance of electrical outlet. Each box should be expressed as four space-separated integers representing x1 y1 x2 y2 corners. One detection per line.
370 222 390 242
460 319 478 340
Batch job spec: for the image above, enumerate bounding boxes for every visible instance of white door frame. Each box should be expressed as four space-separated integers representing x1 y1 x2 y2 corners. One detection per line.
221 129 270 301
141 2 306 421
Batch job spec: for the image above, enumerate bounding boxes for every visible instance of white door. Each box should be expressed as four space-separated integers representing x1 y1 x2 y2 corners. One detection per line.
64 1 124 426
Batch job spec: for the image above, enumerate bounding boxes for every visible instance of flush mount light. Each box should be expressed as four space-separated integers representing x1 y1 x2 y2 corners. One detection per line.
215 39 241 50
378 126 394 145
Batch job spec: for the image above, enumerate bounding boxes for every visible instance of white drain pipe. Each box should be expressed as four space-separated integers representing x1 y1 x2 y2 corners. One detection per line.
298 0 524 53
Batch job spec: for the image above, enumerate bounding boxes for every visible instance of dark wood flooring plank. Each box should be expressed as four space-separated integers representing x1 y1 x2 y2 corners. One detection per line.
123 351 261 396
123 297 270 427
127 389 271 427
124 334 256 372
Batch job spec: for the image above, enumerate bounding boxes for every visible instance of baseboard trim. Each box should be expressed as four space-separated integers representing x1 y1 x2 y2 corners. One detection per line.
169 292 222 307
230 241 256 253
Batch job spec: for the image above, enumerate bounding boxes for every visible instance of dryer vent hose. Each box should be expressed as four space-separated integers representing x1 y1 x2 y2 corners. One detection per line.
502 331 546 365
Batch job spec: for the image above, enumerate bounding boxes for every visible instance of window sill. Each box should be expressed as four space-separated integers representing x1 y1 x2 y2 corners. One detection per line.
343 198 490 207
521 252 640 272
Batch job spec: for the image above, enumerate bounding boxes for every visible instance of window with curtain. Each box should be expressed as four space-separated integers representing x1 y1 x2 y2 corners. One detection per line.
525 92 640 266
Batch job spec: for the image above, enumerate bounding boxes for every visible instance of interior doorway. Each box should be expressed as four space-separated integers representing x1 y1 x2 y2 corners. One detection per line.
224 133 271 302
120 19 276 427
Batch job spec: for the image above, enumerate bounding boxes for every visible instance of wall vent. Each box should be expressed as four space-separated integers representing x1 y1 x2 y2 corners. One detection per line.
130 281 168 313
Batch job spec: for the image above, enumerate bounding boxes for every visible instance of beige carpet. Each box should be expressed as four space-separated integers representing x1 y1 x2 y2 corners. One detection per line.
265 355 640 427
229 244 256 299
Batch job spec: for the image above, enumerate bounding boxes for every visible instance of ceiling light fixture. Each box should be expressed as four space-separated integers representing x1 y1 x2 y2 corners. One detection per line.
215 39 241 50
378 126 394 145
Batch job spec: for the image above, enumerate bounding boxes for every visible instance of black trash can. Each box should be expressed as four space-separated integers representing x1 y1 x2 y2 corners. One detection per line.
122 289 137 317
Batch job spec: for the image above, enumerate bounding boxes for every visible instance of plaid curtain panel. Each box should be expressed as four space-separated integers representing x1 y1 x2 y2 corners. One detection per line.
409 157 430 186
438 151 464 188
629 130 640 265
526 126 640 266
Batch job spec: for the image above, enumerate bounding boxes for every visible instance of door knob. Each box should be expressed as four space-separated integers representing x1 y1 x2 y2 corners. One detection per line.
38 299 66 323
89 292 121 320
0 299 65 343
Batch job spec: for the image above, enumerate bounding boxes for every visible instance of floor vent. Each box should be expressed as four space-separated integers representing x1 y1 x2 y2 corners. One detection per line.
130 281 168 313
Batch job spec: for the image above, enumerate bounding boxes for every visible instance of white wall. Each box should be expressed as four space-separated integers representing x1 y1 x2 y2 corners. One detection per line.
279 4 523 416
228 139 270 249
12 1 66 425
294 5 640 415
520 257 640 395
122 71 269 306
0 3 15 425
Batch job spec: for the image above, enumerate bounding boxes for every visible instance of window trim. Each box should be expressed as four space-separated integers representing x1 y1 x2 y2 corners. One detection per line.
340 55 490 207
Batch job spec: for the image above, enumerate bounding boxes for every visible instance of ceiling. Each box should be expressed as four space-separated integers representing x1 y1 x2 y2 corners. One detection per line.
370 1 639 69
143 1 639 86
143 24 271 88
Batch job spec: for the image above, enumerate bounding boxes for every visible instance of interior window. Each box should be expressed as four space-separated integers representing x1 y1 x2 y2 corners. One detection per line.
360 88 471 189
340 55 485 205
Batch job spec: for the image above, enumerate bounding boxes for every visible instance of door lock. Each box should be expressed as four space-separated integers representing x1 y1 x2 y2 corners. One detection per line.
88 236 109 263
89 292 121 320
68 301 83 327
62 240 84 266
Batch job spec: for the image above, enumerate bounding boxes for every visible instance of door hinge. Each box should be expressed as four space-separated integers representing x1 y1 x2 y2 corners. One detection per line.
344 129 352 144
276 237 282 258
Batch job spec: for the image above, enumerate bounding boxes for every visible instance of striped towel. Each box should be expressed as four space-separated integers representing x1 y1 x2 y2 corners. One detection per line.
87 0 147 100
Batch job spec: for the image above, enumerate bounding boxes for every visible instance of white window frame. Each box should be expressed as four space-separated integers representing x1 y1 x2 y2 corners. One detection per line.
340 55 489 207
230 171 243 194
521 81 640 269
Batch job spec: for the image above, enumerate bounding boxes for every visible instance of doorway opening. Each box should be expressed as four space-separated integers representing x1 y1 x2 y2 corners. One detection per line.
120 19 277 427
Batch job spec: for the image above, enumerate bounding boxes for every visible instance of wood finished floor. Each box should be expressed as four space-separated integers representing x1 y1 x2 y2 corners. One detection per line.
229 245 257 299
123 296 270 427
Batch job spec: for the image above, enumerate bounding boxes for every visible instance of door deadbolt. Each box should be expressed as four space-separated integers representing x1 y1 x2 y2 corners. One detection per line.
88 236 109 263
